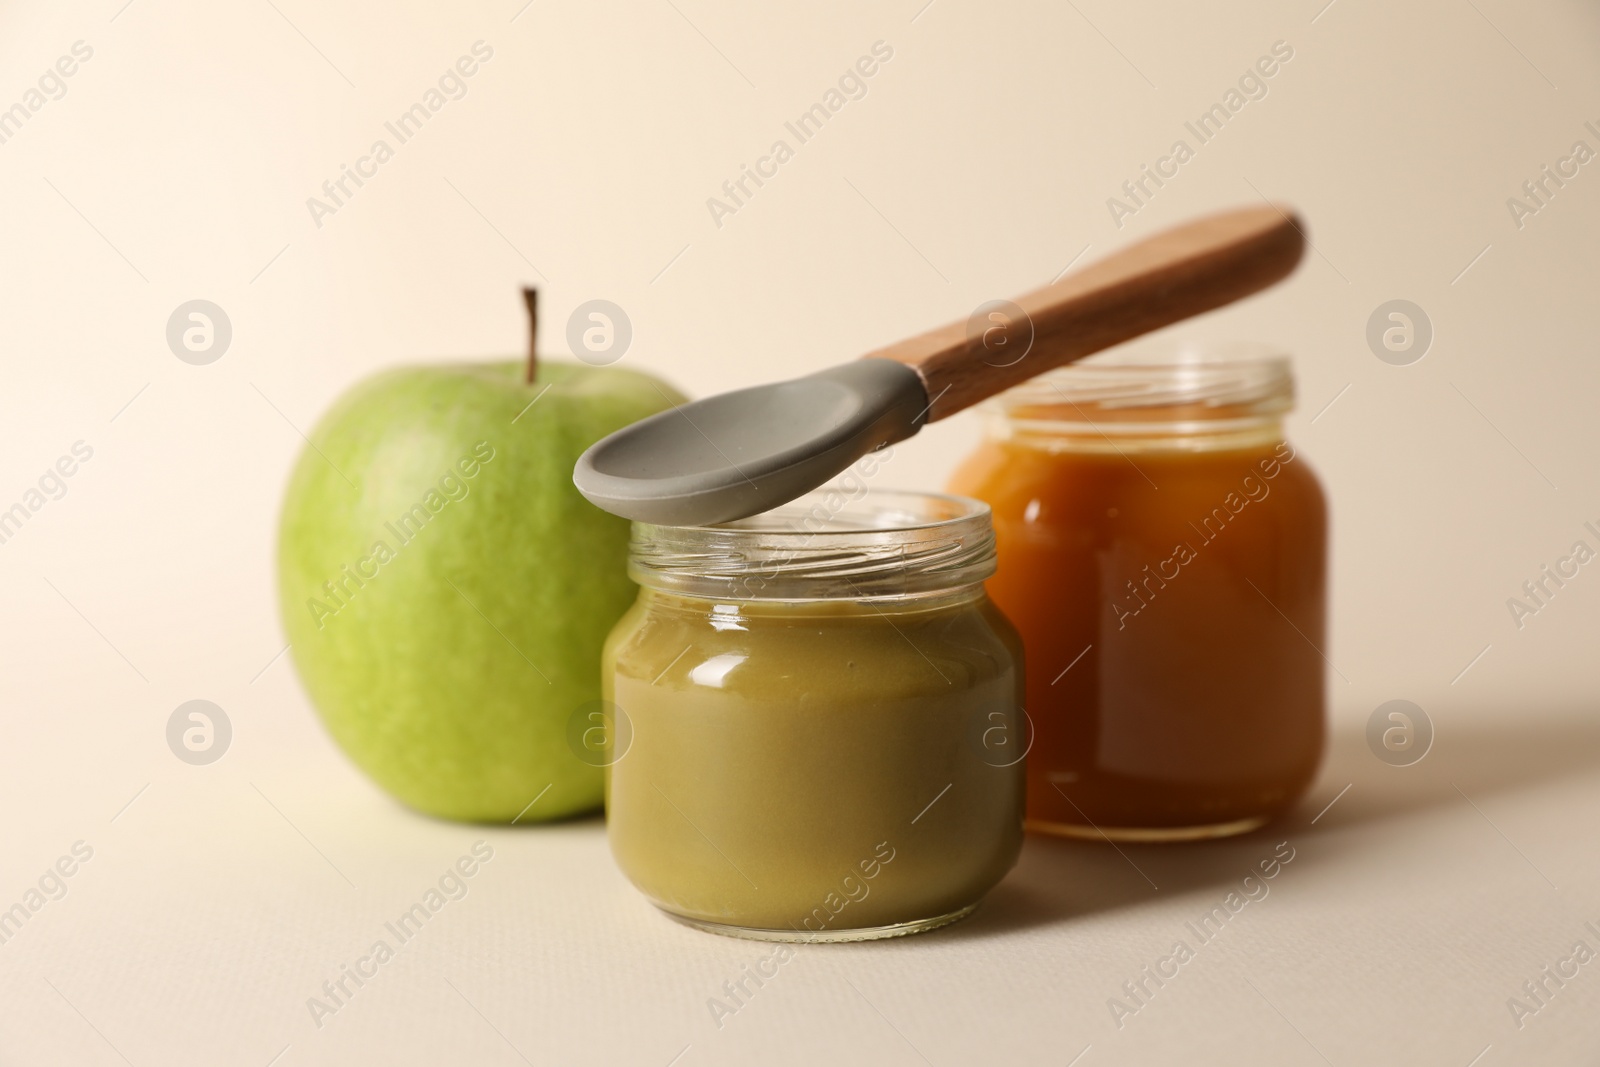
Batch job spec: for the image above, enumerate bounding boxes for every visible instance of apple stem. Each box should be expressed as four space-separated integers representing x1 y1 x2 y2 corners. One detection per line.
522 286 538 384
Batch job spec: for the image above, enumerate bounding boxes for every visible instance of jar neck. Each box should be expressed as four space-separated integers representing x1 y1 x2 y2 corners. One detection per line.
992 350 1296 454
637 584 988 617
628 488 996 603
996 414 1288 454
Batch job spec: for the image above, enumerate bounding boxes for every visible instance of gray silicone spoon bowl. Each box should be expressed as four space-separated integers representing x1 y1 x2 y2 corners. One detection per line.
574 204 1306 527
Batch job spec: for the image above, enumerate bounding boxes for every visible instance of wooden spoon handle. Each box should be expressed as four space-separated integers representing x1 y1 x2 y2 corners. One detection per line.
861 204 1306 421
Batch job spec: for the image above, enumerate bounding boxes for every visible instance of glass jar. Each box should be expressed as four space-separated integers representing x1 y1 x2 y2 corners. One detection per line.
602 488 1025 941
948 347 1328 841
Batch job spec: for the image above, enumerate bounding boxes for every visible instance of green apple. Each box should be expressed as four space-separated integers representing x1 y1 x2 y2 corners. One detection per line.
277 352 684 823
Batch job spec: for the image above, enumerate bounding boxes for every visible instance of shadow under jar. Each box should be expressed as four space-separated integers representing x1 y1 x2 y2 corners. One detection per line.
603 489 1025 942
949 348 1328 841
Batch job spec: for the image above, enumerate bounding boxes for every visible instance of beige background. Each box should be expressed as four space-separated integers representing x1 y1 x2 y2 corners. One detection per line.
2 0 1598 1063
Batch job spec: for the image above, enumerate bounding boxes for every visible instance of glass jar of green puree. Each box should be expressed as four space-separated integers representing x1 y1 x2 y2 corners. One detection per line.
602 487 1025 942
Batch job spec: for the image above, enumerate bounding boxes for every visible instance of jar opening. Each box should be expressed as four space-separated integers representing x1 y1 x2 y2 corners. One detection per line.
629 488 996 601
995 343 1294 449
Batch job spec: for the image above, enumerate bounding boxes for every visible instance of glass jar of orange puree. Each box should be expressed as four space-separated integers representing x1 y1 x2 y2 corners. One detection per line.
949 347 1327 841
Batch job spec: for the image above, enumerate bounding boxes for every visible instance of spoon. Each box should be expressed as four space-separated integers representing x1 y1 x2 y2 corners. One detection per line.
574 203 1305 526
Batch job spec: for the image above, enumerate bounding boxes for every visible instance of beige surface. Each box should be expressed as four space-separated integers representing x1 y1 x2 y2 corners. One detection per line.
2 0 1599 1063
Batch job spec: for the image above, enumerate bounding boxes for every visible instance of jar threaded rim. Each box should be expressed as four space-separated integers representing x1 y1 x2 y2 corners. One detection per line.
628 488 995 601
995 346 1295 444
